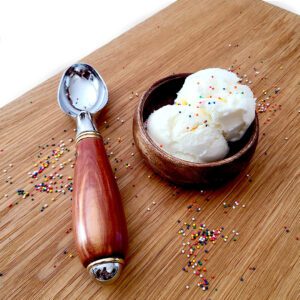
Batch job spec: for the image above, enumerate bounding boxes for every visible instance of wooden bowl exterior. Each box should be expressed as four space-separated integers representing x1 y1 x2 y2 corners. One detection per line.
133 74 259 186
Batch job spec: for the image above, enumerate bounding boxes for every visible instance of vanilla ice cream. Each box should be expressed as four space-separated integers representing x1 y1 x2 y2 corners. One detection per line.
146 68 256 163
175 68 256 141
146 104 229 163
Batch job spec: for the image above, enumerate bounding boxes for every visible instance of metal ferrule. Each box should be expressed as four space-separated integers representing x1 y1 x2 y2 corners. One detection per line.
76 111 101 142
76 131 101 143
87 258 124 284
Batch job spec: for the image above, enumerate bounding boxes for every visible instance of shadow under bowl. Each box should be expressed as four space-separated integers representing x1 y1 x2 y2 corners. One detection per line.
133 73 259 186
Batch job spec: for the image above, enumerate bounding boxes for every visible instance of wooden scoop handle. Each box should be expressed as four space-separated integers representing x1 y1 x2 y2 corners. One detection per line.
73 135 128 268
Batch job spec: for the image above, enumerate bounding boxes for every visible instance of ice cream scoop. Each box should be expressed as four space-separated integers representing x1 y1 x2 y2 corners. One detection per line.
58 63 128 284
175 68 256 141
147 68 256 163
146 104 229 163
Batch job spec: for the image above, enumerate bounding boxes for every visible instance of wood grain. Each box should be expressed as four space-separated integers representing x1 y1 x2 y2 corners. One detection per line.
0 0 299 299
73 136 127 268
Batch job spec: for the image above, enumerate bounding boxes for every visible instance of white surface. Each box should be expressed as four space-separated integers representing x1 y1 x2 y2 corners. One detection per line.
0 0 299 108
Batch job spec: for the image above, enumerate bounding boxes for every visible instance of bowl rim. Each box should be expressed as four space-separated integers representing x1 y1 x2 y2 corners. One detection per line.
137 73 259 168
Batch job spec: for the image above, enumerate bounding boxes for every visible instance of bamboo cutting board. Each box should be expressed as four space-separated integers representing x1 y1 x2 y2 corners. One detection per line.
0 0 299 299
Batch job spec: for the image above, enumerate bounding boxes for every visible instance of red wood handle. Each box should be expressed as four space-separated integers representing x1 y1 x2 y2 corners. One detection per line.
73 136 128 268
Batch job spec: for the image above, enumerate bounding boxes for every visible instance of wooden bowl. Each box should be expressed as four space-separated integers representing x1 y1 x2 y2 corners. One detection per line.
133 73 259 186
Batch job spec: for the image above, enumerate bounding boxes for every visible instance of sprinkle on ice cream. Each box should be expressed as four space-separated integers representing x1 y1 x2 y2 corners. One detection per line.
146 68 256 163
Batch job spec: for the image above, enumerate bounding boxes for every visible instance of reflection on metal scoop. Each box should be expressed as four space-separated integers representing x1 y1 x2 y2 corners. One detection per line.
58 63 128 284
58 63 108 134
